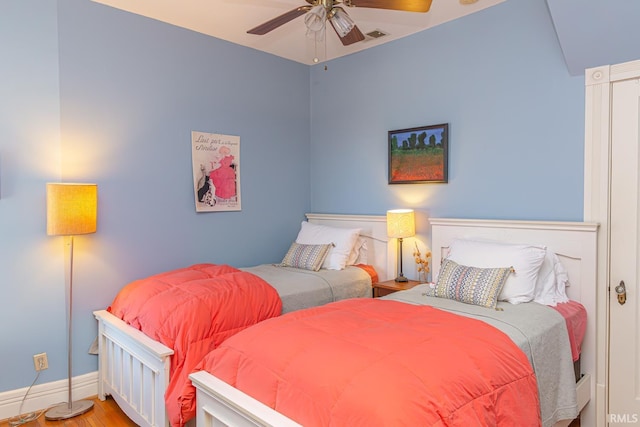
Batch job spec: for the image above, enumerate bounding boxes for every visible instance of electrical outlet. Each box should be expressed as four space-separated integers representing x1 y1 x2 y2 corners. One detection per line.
33 353 48 371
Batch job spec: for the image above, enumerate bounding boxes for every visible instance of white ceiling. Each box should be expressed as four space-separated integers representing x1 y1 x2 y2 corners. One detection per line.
91 0 506 65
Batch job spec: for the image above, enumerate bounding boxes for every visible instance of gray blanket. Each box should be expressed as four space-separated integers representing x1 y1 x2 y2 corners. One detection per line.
241 265 372 314
386 284 578 427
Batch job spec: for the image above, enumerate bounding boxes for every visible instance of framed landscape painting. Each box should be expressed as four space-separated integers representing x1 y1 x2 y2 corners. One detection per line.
388 123 448 184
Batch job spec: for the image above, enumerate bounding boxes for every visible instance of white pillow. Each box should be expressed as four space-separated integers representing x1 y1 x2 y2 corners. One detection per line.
295 222 361 270
533 250 570 306
355 239 369 265
346 237 367 265
446 238 546 304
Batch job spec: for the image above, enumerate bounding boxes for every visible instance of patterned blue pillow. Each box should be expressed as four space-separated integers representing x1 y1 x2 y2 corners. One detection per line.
278 242 333 271
431 259 513 309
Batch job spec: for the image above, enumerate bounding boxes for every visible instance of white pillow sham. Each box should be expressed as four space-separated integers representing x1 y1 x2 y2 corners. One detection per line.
346 237 367 265
533 250 570 306
295 221 361 270
446 238 546 304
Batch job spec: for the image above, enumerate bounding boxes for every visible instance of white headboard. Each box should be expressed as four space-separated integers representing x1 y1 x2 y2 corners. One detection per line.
429 217 599 424
305 213 393 281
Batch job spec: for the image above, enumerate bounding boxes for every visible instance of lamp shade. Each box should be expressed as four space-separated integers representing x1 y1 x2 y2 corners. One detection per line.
386 209 415 238
47 183 97 236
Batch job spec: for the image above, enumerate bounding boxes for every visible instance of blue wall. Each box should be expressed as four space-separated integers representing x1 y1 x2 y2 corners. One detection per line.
1 0 587 396
0 0 67 393
309 0 584 222
1 0 310 393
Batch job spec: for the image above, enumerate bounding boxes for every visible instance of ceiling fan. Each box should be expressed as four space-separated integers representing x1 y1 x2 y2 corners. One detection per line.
247 0 433 46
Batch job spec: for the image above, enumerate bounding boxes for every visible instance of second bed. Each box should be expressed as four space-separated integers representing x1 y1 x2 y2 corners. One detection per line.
93 213 392 427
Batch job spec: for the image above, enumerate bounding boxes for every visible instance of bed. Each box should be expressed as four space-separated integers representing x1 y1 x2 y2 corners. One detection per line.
188 217 598 427
93 213 393 427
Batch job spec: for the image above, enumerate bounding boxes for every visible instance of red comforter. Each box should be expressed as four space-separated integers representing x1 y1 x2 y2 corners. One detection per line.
107 263 282 427
195 298 541 426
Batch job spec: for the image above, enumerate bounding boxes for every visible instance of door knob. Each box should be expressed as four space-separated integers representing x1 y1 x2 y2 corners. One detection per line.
615 280 627 305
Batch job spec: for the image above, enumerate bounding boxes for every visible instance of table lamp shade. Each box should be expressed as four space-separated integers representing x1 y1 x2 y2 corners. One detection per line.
387 209 415 238
47 183 97 236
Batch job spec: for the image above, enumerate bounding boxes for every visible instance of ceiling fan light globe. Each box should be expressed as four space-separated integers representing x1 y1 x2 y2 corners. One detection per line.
330 8 355 37
304 5 327 32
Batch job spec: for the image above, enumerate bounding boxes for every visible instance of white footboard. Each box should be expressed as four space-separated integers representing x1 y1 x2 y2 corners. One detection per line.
94 310 174 427
189 370 588 427
189 371 301 427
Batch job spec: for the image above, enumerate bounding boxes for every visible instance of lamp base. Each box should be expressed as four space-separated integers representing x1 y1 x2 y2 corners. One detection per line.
394 275 408 283
45 400 94 420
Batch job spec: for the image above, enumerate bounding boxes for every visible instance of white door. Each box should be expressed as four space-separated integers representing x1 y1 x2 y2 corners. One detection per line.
609 77 640 424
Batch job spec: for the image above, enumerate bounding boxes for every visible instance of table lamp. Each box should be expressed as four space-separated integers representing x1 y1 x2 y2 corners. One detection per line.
387 209 415 282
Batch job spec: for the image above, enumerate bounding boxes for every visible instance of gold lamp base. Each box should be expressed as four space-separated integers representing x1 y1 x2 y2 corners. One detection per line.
45 400 94 420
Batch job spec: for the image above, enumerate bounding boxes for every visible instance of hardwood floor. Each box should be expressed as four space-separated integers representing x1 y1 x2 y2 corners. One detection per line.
0 395 582 426
0 396 137 427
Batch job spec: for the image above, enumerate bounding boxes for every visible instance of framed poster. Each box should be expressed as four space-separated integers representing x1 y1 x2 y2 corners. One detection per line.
192 131 241 212
388 123 448 184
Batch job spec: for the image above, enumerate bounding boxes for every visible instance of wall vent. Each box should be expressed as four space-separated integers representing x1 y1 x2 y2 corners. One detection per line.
366 29 388 39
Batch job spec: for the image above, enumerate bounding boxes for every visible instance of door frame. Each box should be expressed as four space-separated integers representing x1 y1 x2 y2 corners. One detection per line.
584 59 640 427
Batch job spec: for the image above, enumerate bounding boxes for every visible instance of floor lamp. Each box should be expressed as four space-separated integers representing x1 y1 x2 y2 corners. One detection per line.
45 183 97 420
387 209 416 282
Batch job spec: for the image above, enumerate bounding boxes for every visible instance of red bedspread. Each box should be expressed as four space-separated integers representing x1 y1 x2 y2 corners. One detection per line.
195 298 541 426
550 300 587 362
107 263 282 427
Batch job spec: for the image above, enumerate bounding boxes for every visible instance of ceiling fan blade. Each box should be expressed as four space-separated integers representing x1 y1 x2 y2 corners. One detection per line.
247 6 312 35
331 23 365 46
345 0 432 13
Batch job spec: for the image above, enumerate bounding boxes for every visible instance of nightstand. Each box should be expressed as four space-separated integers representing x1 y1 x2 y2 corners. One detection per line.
372 279 422 298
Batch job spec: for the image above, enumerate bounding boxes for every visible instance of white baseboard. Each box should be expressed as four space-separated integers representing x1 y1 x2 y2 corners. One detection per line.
0 371 98 421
